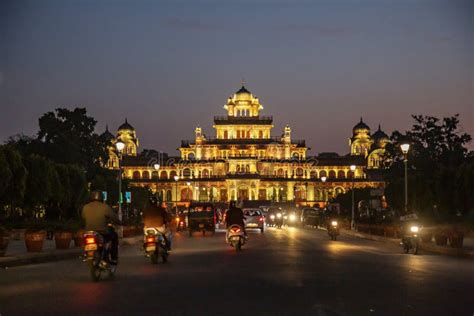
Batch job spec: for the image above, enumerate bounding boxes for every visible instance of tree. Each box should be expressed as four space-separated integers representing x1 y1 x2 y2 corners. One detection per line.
384 115 472 217
0 146 27 215
36 108 109 180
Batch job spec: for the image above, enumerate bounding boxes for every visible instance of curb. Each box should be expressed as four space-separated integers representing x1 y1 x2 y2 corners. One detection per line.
0 235 144 269
342 229 474 259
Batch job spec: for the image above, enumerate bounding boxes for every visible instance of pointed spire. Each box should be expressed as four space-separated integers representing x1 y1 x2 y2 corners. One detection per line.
105 124 109 132
378 124 381 131
360 117 363 123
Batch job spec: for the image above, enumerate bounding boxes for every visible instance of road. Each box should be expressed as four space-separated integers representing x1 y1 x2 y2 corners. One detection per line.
1 226 473 316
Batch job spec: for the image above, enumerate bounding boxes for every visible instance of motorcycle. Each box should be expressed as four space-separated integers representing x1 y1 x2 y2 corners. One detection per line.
275 212 284 229
402 225 420 255
227 224 246 251
328 220 340 240
287 213 298 227
175 215 186 232
82 230 117 282
144 227 169 264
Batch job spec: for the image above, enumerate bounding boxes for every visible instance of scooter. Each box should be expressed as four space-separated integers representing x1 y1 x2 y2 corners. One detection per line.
402 225 420 255
227 224 246 251
144 227 169 264
328 220 340 240
82 230 117 282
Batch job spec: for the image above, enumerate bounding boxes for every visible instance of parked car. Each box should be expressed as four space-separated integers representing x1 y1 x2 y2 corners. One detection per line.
243 209 265 233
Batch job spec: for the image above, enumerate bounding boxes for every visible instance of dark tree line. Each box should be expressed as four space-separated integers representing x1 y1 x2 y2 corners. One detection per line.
1 108 149 225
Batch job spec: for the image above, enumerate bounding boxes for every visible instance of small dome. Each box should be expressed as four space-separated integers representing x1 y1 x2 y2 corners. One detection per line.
353 117 370 133
372 124 389 141
236 85 251 94
118 118 134 131
100 125 115 140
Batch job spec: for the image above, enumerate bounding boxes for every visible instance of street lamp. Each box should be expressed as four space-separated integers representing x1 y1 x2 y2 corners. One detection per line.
320 176 327 205
115 141 125 237
153 163 160 199
186 182 191 201
350 164 356 230
174 175 179 214
400 143 410 214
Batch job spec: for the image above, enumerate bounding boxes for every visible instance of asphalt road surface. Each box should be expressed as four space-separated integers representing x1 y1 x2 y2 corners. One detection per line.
1 227 473 316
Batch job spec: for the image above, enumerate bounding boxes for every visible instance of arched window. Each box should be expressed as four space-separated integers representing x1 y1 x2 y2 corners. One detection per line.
246 131 250 138
182 168 191 178
160 171 168 179
348 171 354 179
223 130 228 139
151 171 159 179
319 170 327 178
295 168 304 178
245 165 250 173
277 168 284 177
328 170 336 178
292 152 300 160
237 130 241 138
133 171 141 179
337 170 345 178
170 171 177 179
258 130 263 139
166 190 172 202
310 170 317 178
236 165 241 173
181 188 192 201
202 169 209 178
188 152 195 160
142 171 150 179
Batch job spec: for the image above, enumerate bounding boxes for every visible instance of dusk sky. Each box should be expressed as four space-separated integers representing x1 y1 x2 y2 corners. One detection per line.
1 0 472 155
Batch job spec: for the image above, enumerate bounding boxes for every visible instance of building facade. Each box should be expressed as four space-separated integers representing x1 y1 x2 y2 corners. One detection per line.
104 86 389 206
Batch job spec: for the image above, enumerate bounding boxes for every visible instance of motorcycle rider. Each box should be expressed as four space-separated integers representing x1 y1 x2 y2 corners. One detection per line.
81 191 119 264
225 200 247 238
142 196 172 250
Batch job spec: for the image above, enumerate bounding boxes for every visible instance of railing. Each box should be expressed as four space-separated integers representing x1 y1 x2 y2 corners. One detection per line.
214 115 273 121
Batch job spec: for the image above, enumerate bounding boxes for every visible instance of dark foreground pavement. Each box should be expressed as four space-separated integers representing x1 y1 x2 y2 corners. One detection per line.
1 227 473 316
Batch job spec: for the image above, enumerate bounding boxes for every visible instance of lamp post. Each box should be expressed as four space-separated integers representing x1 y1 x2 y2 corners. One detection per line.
400 143 410 214
115 141 125 237
186 182 191 201
154 163 160 199
174 175 179 215
321 176 327 205
350 164 356 230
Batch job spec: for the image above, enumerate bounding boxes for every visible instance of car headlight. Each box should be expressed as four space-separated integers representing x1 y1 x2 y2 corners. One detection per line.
277 213 282 218
270 215 275 220
289 214 296 221
331 221 338 226
410 226 419 233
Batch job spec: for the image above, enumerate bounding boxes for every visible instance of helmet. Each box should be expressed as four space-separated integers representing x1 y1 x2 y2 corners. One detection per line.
149 196 158 205
90 190 103 202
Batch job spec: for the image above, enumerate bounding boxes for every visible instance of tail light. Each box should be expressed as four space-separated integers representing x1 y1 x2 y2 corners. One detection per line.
146 236 156 243
85 237 96 244
231 228 241 233
259 217 264 222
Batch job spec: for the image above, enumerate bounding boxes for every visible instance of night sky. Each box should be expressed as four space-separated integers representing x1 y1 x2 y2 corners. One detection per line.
1 0 472 155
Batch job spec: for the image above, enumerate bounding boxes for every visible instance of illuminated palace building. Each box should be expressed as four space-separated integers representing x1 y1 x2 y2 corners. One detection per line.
104 86 389 206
